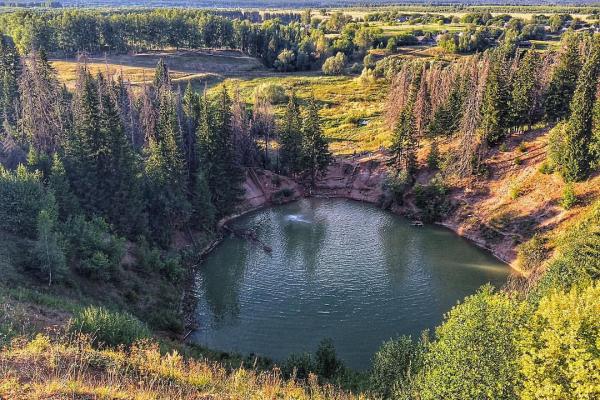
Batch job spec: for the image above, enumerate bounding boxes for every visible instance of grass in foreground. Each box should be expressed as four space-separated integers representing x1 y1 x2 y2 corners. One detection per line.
0 334 362 400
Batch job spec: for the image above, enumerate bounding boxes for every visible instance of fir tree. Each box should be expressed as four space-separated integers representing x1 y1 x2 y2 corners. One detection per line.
153 58 170 91
391 67 421 175
544 32 582 122
182 81 200 179
509 50 541 129
0 35 20 132
145 89 190 245
48 153 79 221
302 94 331 186
557 39 600 182
279 90 304 175
481 51 511 145
197 86 245 215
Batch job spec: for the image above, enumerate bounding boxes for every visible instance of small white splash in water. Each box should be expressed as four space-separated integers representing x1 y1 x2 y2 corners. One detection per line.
286 215 311 224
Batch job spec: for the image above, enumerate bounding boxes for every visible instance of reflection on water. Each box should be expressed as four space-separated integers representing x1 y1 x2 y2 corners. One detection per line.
191 198 511 369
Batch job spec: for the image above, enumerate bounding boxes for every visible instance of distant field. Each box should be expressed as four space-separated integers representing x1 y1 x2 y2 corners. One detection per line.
51 49 390 155
51 49 266 89
213 75 390 155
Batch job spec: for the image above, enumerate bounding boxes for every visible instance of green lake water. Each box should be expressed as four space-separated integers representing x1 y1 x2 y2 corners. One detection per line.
191 198 510 369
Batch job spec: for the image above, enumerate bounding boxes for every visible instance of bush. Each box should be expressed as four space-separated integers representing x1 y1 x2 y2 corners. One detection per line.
509 181 522 200
70 306 151 347
63 215 125 280
135 237 184 282
538 161 554 174
560 183 577 209
322 52 347 75
282 352 316 381
315 338 343 380
0 164 56 239
418 286 530 400
384 169 411 204
414 175 450 222
518 284 600 400
253 83 288 105
517 234 548 273
371 335 425 399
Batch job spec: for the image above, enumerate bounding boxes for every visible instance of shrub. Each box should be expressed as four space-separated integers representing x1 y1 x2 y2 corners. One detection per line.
518 284 600 400
499 143 508 152
384 169 411 204
70 306 151 347
414 175 450 222
272 188 294 204
63 215 125 280
315 338 343 380
418 286 530 400
560 183 577 209
0 164 55 239
253 83 288 105
282 352 316 381
517 142 528 153
135 237 184 282
517 234 548 273
538 161 554 174
322 52 347 75
371 335 426 399
509 181 522 200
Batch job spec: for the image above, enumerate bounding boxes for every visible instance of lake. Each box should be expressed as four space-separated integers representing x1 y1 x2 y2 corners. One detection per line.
191 198 510 369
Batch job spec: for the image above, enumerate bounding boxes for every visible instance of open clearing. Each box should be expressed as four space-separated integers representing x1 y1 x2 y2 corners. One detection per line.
52 49 391 155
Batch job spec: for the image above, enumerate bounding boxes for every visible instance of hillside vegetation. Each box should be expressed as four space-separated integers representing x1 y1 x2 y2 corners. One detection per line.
0 5 599 400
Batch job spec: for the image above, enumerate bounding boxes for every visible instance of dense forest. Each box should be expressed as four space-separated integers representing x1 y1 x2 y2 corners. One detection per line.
0 4 599 400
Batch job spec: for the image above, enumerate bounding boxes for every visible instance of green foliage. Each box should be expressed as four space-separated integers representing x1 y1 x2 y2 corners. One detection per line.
282 352 316 381
70 306 151 347
426 141 440 170
371 335 426 399
544 32 582 122
279 91 304 175
322 52 347 76
302 95 332 185
414 175 449 223
509 181 522 200
418 286 530 400
0 164 55 239
63 215 125 280
30 209 66 285
253 83 288 105
560 183 577 209
553 38 600 182
518 284 600 400
315 338 343 380
517 234 548 273
135 237 184 283
384 169 411 204
481 50 511 145
534 200 600 296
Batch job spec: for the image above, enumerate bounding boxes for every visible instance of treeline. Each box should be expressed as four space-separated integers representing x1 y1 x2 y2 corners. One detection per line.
386 31 600 184
0 9 329 70
0 32 331 286
0 0 60 7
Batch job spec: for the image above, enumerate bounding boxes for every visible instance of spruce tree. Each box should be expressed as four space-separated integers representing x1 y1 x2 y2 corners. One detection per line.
591 89 600 168
153 58 170 91
49 153 79 221
557 39 600 182
0 35 20 132
509 50 541 129
302 94 331 186
145 89 190 244
182 81 200 179
544 32 582 122
279 90 304 175
391 67 420 175
481 51 511 145
197 86 245 215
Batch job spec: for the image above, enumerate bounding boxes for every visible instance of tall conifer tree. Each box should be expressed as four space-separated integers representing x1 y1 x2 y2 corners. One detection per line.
302 94 331 186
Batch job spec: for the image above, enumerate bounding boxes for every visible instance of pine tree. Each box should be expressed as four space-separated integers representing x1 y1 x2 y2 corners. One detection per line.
302 94 331 186
153 58 170 91
0 35 20 132
509 50 542 129
66 68 103 212
49 153 79 221
544 32 582 122
279 90 304 175
481 51 511 145
591 88 600 168
557 39 600 182
197 86 245 215
145 89 190 244
182 81 200 179
391 66 421 175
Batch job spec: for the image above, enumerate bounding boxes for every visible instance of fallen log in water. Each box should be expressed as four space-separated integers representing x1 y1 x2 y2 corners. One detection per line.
223 225 272 253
